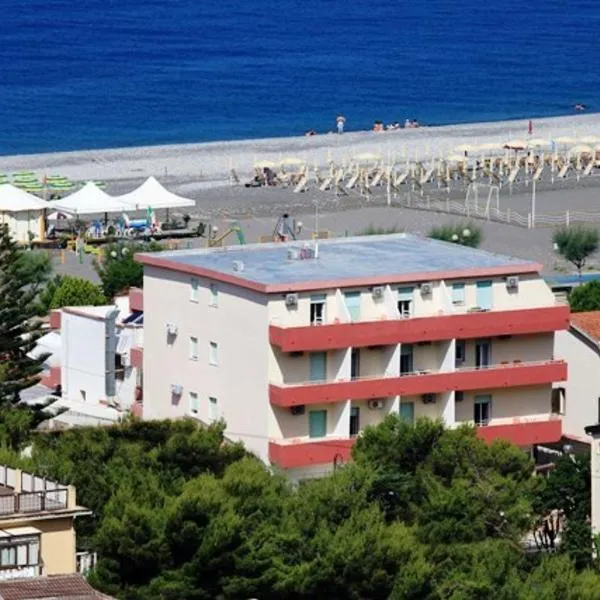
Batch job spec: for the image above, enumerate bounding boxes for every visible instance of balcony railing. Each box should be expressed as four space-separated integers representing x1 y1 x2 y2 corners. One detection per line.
269 360 567 406
0 489 68 516
269 304 569 351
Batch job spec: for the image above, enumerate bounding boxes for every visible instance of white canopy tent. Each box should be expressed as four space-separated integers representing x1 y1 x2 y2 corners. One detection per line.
50 182 130 215
113 176 195 210
0 184 47 242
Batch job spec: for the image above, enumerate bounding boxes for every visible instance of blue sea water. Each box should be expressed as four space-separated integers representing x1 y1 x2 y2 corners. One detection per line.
1 0 599 155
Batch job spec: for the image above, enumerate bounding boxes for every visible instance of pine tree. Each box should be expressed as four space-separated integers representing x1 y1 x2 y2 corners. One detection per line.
0 225 49 446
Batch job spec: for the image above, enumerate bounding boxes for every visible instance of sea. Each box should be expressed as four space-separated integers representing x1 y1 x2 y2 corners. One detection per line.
2 0 599 156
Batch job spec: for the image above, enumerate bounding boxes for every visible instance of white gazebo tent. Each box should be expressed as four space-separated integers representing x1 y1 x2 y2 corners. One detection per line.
113 176 195 210
49 182 130 215
0 184 47 243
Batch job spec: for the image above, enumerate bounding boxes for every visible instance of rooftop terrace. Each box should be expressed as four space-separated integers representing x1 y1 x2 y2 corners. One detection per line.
137 234 539 293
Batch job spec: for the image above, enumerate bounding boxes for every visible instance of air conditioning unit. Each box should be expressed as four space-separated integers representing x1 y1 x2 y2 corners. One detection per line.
371 286 384 300
170 383 183 396
166 323 178 336
422 393 437 404
506 276 519 290
368 399 384 410
232 260 244 272
285 293 299 308
291 405 305 415
420 282 433 296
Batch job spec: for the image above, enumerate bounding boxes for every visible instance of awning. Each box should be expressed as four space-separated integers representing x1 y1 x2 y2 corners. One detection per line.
0 184 47 212
50 182 130 215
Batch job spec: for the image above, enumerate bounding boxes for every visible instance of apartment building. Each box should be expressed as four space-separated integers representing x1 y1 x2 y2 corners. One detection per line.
0 465 90 581
138 234 569 479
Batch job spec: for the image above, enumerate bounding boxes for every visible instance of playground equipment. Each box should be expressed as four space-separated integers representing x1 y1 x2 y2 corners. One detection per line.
207 222 246 247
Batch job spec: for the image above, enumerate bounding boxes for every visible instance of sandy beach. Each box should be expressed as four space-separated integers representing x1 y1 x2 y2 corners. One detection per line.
3 113 600 192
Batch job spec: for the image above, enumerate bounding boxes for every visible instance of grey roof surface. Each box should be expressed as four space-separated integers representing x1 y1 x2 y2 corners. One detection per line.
143 234 534 286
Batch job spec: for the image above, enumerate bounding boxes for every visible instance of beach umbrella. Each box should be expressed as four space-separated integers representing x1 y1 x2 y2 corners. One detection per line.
353 152 382 164
453 144 475 154
47 210 73 221
93 180 107 189
18 182 45 193
569 144 593 155
12 171 35 178
554 136 577 145
280 157 306 169
446 153 467 163
527 138 552 148
254 160 276 169
504 139 527 150
580 136 600 145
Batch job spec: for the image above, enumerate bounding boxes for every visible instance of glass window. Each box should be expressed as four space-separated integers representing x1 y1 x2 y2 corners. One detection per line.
475 340 491 368
344 292 361 322
400 345 413 374
208 397 218 421
350 407 360 436
309 410 327 438
189 337 198 360
400 402 415 424
476 281 493 310
452 283 465 305
209 341 218 365
310 294 326 325
16 544 27 566
190 278 199 302
474 395 492 426
309 352 327 381
398 287 414 318
455 340 466 365
210 284 218 307
189 392 199 415
0 546 15 566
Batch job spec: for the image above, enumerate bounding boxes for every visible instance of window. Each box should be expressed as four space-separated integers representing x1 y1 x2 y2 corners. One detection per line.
350 407 360 436
400 345 413 374
344 291 361 322
190 337 198 360
190 278 199 302
309 410 327 438
115 353 125 381
0 536 40 570
475 339 491 368
398 287 414 318
551 388 565 415
208 396 218 421
209 284 218 307
452 283 465 305
455 340 466 365
209 341 218 365
351 348 360 380
189 392 199 415
400 402 415 424
310 294 326 325
309 352 327 381
476 281 493 310
455 391 464 403
474 395 491 426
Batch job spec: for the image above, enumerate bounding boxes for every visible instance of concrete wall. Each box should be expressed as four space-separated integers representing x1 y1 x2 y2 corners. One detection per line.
555 329 598 441
143 267 271 461
61 312 106 403
461 333 554 368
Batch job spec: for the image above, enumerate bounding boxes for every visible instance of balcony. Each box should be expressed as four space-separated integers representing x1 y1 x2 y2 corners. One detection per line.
269 305 569 351
269 438 354 469
269 360 567 407
476 418 562 446
269 418 562 468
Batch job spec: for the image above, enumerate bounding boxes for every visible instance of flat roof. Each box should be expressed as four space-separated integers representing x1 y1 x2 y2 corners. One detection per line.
137 234 540 293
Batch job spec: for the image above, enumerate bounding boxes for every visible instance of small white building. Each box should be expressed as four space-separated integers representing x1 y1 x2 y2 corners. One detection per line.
554 311 600 443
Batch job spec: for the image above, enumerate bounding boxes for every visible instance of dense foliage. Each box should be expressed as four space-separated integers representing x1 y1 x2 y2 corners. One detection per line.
428 222 482 248
49 275 106 309
0 225 52 448
93 241 163 300
553 225 599 276
2 415 598 600
569 280 600 312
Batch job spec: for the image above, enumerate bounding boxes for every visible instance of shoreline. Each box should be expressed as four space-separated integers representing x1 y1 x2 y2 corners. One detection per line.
1 113 600 191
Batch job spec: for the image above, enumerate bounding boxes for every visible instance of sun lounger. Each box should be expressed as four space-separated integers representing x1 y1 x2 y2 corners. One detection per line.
346 172 360 189
508 166 520 184
293 176 308 193
533 166 544 181
584 161 594 176
557 164 570 178
319 178 333 191
371 169 384 187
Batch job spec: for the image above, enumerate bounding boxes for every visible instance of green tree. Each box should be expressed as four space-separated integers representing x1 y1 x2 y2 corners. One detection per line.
15 249 53 293
569 280 600 312
49 275 106 309
428 221 482 248
0 225 51 447
93 241 162 300
553 225 599 277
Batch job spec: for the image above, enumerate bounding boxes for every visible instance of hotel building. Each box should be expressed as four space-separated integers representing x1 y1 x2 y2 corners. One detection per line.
137 234 568 479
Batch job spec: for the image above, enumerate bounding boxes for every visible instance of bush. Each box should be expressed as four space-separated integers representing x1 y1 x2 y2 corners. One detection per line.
50 276 106 309
428 222 482 248
357 224 403 235
569 280 600 312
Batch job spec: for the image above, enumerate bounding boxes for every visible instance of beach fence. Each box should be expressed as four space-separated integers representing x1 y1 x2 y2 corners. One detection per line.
391 191 600 229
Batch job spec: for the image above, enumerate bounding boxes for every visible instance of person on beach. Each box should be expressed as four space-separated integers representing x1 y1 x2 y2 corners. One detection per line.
336 114 346 134
575 103 586 112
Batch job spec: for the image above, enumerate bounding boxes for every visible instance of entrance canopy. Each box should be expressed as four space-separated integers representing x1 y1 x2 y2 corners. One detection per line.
0 184 47 212
50 182 130 215
113 177 195 210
